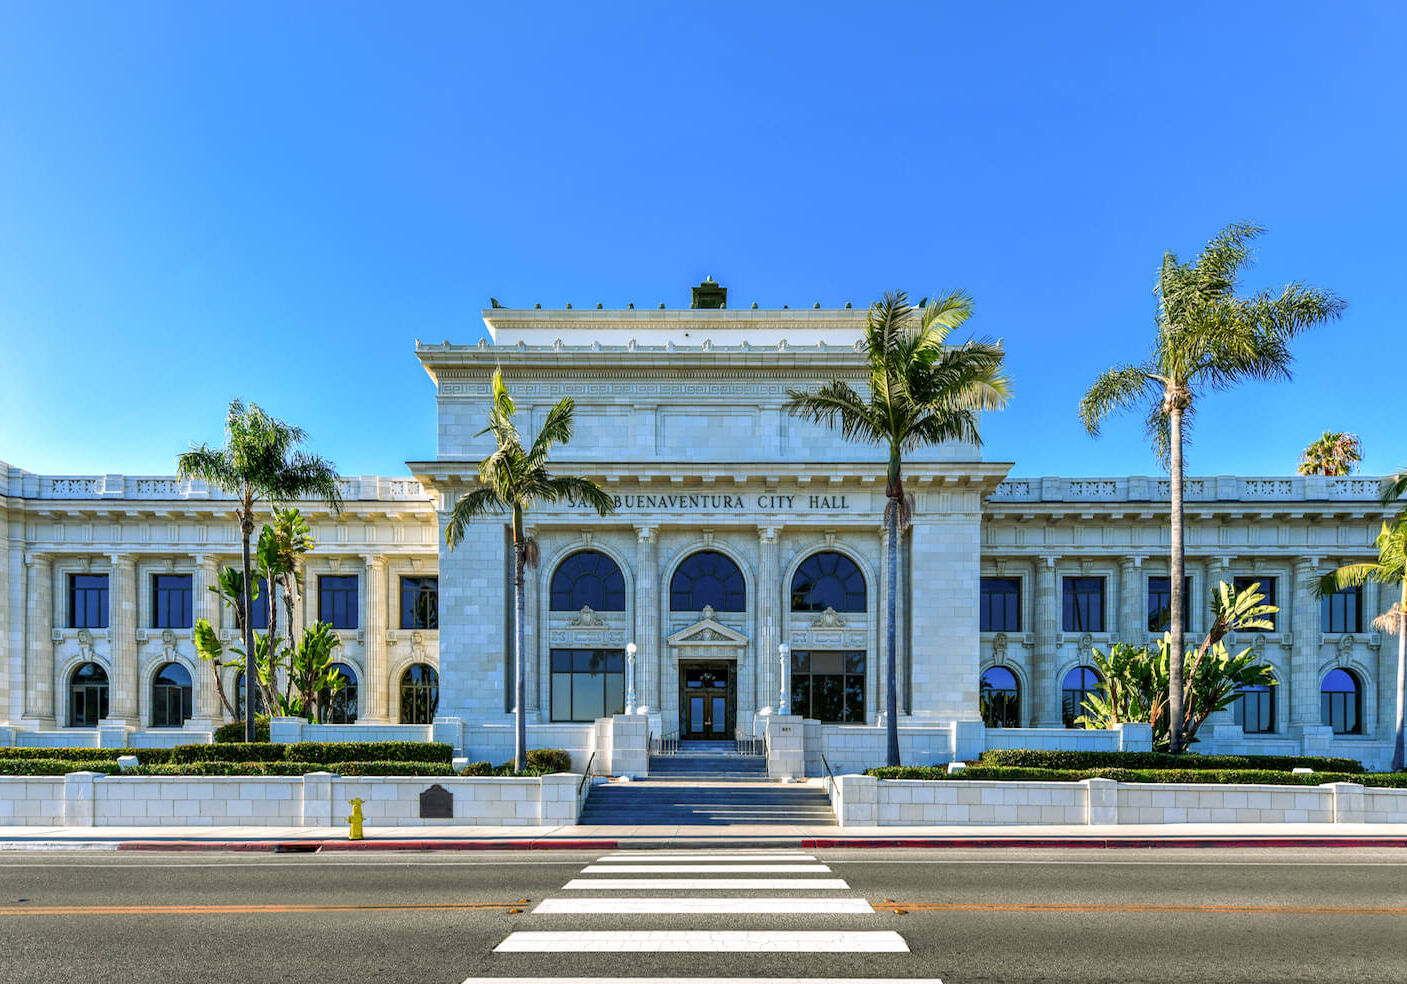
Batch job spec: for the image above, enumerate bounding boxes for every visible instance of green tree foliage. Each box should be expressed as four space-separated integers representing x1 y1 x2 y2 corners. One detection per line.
176 400 342 741
443 369 615 771
1079 224 1344 752
1079 581 1278 751
1316 520 1407 771
1298 431 1362 476
785 290 1010 766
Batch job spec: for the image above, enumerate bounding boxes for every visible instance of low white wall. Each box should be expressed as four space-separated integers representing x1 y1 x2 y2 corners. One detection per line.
466 723 595 772
806 724 954 775
830 775 1407 827
0 778 64 825
0 771 584 828
984 727 1120 752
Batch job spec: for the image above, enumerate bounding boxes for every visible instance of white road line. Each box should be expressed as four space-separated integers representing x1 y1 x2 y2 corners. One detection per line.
465 979 941 984
580 863 831 873
532 897 874 914
562 877 851 890
596 854 817 862
493 930 909 952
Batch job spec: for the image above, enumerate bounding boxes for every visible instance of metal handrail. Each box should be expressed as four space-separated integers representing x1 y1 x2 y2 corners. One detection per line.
577 750 597 796
820 752 837 798
733 729 765 757
650 731 679 756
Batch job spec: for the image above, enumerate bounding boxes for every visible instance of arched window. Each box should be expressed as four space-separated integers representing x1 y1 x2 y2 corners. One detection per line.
550 551 626 612
321 663 358 724
151 662 192 728
1321 668 1362 735
670 550 746 612
69 662 109 727
1061 665 1102 728
400 663 439 724
1234 681 1275 734
980 666 1020 728
791 551 867 613
234 671 268 721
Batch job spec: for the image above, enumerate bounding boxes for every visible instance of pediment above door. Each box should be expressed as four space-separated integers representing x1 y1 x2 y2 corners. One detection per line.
667 607 748 648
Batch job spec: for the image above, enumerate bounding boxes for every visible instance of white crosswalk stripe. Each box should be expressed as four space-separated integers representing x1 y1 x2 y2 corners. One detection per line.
491 848 914 963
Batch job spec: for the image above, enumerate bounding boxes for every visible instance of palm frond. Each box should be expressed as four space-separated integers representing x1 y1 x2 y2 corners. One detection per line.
529 397 576 464
1380 470 1407 508
444 486 507 548
542 476 615 517
784 381 887 445
1079 365 1157 436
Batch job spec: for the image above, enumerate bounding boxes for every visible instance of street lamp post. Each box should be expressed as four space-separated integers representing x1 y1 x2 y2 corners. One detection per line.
778 642 790 715
625 642 637 715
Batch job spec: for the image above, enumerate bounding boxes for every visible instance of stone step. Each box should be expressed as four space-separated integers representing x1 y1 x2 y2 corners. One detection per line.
579 781 836 826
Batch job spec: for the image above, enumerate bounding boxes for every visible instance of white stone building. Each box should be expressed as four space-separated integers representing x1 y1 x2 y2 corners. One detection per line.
1 283 1400 769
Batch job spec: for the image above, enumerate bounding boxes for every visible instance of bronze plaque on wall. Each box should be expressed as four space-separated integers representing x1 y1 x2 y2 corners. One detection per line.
419 784 453 819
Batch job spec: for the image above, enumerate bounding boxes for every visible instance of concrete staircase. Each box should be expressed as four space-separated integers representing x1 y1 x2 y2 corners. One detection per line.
578 740 836 826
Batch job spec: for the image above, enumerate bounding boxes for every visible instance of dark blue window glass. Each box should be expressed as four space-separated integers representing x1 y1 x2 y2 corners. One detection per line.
400 576 439 629
791 552 866 613
1061 665 1102 727
980 578 1021 632
981 666 1020 727
152 574 193 629
1062 578 1105 633
70 574 109 629
550 551 626 612
670 551 746 612
1321 668 1361 735
319 575 359 629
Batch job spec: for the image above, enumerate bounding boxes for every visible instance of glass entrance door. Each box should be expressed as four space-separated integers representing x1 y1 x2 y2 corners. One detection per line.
679 661 733 738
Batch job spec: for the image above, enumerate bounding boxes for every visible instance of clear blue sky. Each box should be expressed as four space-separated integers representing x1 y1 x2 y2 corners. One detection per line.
1 2 1403 479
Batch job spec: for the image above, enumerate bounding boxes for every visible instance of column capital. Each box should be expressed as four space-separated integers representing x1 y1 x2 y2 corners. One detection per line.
1119 555 1144 570
363 554 387 571
1293 556 1321 575
757 525 779 543
24 550 51 567
1039 554 1060 568
108 552 136 571
634 524 656 542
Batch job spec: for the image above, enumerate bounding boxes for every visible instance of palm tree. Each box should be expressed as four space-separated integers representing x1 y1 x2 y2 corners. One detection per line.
1298 431 1362 476
1381 470 1407 513
444 370 615 772
1079 223 1344 753
1315 520 1407 771
785 290 1010 767
177 400 342 741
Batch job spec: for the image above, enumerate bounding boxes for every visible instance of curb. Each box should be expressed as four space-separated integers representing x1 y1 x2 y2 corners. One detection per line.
16 834 1381 852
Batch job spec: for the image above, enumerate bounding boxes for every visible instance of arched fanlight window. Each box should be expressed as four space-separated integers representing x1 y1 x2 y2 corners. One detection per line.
1061 665 1102 728
670 550 746 612
69 662 109 727
980 666 1020 728
400 663 439 724
791 551 867 613
151 662 193 728
550 551 626 612
321 662 359 724
1234 680 1275 734
1321 668 1363 735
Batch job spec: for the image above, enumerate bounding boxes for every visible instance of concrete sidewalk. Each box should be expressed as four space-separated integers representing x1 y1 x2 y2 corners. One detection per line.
3 821 1407 851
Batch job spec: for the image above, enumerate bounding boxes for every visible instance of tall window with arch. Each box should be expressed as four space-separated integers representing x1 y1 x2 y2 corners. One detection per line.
151 662 193 728
1321 668 1362 735
791 551 867 613
69 662 109 727
670 550 746 612
1233 680 1275 734
321 663 358 724
550 550 626 612
1061 665 1102 728
980 666 1021 728
400 663 439 724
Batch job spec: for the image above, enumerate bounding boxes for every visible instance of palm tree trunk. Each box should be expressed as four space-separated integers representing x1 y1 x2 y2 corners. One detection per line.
1394 585 1406 772
1168 404 1185 754
240 514 257 743
885 493 901 768
513 506 527 774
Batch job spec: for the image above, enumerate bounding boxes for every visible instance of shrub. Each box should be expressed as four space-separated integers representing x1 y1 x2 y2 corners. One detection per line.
336 760 458 777
0 759 120 776
459 761 494 776
284 741 454 764
214 716 271 743
526 748 572 773
135 762 318 777
977 749 1364 774
866 765 1407 786
0 747 174 764
169 743 288 764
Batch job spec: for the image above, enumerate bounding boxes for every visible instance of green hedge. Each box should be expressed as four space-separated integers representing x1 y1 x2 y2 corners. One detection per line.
977 749 1364 774
214 717 271 743
0 747 175 764
284 741 453 764
169 743 289 764
0 758 120 776
134 760 456 777
526 748 572 773
867 765 1407 787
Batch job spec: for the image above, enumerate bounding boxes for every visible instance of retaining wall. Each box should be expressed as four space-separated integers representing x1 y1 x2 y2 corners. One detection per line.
0 771 584 827
828 774 1407 827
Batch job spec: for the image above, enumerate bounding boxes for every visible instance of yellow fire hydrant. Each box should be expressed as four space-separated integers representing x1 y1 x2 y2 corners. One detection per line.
346 798 365 840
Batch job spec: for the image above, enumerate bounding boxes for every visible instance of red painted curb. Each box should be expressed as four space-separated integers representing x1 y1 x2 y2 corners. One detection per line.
802 837 1407 849
316 838 621 852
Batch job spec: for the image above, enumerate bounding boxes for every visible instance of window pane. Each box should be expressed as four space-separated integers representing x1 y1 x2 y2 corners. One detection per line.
551 674 572 722
1233 577 1277 631
320 575 359 629
400 576 439 629
791 552 867 613
670 550 746 612
980 577 1021 632
573 673 604 721
550 551 626 612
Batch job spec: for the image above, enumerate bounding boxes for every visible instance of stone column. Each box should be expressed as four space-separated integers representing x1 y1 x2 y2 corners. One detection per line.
755 526 779 719
1033 555 1060 727
108 554 138 725
192 555 224 721
522 528 540 721
1289 557 1321 728
22 552 55 727
634 525 659 710
362 555 389 722
1117 556 1143 643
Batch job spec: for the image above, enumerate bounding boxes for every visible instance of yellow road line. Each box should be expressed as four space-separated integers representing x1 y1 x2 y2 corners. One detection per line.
1 902 524 916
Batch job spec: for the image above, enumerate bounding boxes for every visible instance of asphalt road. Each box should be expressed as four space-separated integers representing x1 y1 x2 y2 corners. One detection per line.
2 847 1407 984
